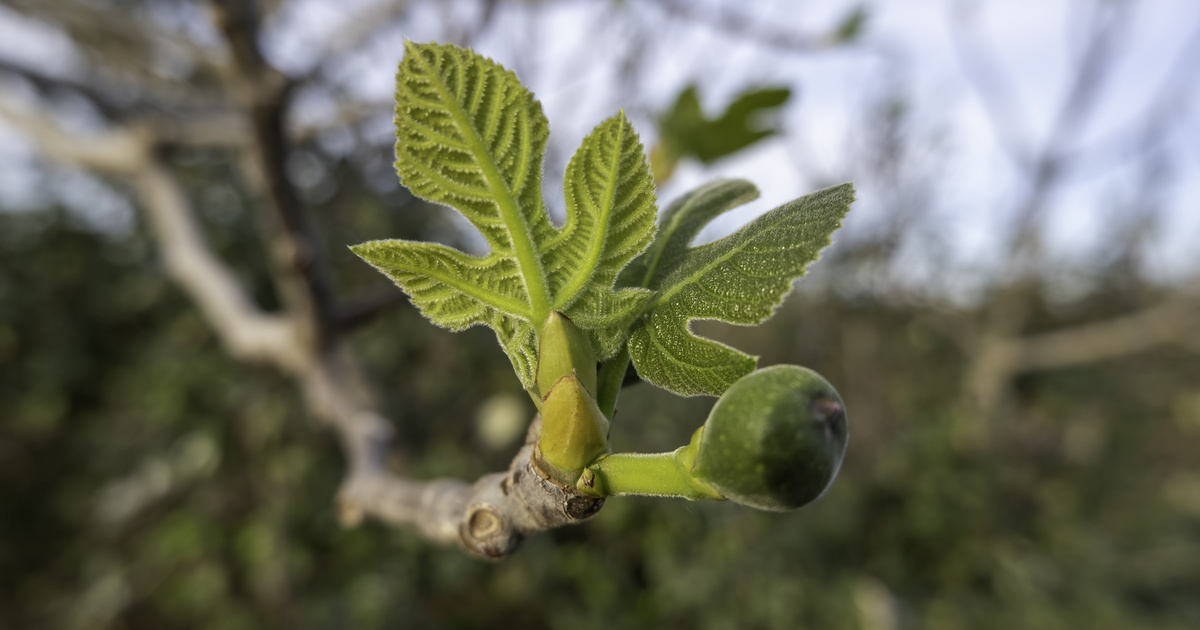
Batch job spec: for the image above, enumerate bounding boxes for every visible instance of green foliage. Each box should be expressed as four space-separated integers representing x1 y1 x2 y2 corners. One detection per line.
651 84 791 181
353 42 657 389
6 192 1200 629
625 181 853 396
832 6 869 43
355 42 851 402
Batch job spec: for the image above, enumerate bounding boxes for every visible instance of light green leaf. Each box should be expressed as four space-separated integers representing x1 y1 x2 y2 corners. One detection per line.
351 240 529 323
628 183 854 397
392 41 553 319
349 240 539 381
545 111 657 356
621 178 761 289
354 42 657 389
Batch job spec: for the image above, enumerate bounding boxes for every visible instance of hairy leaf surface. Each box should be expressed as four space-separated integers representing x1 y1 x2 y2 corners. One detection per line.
628 183 854 397
622 179 761 289
545 112 657 356
353 42 657 388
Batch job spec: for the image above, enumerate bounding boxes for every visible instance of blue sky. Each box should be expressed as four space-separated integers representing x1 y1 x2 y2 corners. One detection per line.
2 0 1197 296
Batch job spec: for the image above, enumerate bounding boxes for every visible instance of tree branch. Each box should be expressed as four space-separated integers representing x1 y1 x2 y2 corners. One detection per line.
0 96 146 174
1007 298 1200 372
336 415 603 559
967 295 1200 416
5 3 613 560
209 0 335 345
0 97 302 367
134 160 304 369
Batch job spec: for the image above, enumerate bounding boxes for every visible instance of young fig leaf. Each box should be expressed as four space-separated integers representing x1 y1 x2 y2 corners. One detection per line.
652 85 791 181
627 183 854 397
621 178 761 290
352 42 658 389
544 111 658 358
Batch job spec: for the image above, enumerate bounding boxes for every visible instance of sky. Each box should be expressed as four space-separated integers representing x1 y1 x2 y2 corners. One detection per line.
1 0 1197 297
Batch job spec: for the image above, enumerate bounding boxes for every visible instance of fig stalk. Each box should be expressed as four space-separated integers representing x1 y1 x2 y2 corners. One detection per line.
578 365 848 511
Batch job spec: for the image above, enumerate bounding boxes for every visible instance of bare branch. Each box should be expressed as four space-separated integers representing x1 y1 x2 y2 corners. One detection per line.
134 160 304 369
1009 298 1200 372
645 0 832 54
0 96 302 369
209 0 335 340
948 4 1033 167
0 57 131 118
336 419 604 559
0 96 146 174
302 348 602 559
967 294 1200 418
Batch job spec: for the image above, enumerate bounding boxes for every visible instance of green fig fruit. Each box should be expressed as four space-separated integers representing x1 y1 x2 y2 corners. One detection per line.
691 365 847 511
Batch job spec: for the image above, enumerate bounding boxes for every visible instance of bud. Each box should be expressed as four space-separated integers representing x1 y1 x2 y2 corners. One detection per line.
537 373 610 483
537 312 598 397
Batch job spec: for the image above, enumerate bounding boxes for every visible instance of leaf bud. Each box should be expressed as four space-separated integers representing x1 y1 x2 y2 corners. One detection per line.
537 373 610 483
537 311 598 398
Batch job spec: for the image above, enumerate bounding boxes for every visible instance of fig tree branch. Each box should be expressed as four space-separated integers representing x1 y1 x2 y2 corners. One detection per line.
4 3 615 559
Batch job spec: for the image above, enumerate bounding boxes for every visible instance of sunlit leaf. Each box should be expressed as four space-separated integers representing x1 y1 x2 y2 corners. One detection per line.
353 42 657 388
628 183 854 397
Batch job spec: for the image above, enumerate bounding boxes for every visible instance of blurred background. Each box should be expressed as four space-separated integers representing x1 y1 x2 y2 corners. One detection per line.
2 0 1199 628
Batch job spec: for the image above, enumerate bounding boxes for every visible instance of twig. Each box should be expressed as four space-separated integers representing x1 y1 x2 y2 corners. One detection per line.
135 159 304 369
644 0 829 54
0 96 146 174
967 294 1200 415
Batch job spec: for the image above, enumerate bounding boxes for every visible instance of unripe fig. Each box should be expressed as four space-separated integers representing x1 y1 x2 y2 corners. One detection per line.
537 312 598 397
691 365 847 511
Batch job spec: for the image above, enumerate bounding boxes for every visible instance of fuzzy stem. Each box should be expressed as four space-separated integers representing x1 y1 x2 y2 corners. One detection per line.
596 345 629 420
577 441 723 501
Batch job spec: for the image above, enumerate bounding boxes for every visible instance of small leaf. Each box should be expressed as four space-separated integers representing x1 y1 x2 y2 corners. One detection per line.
545 111 658 357
832 6 869 43
629 183 854 397
654 84 791 181
350 239 540 382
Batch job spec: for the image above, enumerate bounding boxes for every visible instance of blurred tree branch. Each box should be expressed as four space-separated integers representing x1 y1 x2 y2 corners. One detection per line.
645 0 861 53
0 0 605 559
946 2 1200 419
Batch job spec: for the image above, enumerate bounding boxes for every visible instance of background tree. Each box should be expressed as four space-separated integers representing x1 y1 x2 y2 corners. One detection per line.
2 0 1199 628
